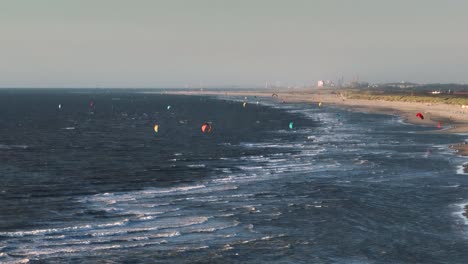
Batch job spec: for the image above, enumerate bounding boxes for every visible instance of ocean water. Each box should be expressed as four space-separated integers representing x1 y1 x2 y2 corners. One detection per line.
0 89 467 263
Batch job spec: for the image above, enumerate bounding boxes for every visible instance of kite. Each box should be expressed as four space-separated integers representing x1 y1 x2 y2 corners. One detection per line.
201 123 212 133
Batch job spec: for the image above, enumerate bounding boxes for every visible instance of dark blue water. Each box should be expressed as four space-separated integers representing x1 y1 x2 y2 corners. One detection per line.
0 89 467 263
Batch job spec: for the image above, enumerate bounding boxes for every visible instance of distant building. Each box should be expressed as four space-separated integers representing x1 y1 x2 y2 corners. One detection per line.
386 82 418 89
349 81 369 88
317 80 335 88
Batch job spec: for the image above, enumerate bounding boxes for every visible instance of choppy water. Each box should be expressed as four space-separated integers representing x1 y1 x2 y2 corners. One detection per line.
0 89 467 263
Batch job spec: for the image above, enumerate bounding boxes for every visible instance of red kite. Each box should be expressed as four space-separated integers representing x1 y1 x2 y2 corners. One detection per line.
201 123 212 133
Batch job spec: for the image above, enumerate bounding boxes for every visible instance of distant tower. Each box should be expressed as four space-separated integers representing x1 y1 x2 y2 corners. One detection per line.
337 76 344 88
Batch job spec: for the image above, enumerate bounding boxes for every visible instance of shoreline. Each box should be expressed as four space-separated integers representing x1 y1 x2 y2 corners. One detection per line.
166 89 468 131
166 89 468 155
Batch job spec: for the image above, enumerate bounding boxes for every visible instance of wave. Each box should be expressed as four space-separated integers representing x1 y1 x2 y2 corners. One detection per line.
0 215 211 260
80 185 208 205
0 144 28 150
453 202 468 226
187 164 206 168
440 184 460 188
456 163 468 175
175 245 209 253
239 142 306 149
88 227 183 238
0 219 129 237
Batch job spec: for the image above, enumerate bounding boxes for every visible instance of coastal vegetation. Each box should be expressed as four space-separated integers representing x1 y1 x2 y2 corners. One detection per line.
340 89 468 106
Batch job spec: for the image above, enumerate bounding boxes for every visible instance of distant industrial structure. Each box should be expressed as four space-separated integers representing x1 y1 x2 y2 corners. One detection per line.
317 80 335 88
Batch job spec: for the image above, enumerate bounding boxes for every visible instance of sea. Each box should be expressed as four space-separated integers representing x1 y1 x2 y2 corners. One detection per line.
0 89 467 264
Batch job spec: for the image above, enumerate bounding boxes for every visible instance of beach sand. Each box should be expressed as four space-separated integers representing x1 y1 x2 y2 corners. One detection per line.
450 143 468 156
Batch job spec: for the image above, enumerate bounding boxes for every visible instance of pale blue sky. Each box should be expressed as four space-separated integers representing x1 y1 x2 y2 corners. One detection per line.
1 0 467 88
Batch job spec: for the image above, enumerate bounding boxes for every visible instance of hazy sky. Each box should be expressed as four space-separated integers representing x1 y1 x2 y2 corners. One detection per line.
1 0 468 88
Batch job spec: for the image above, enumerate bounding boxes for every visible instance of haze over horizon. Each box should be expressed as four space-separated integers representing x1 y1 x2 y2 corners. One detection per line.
1 0 468 88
